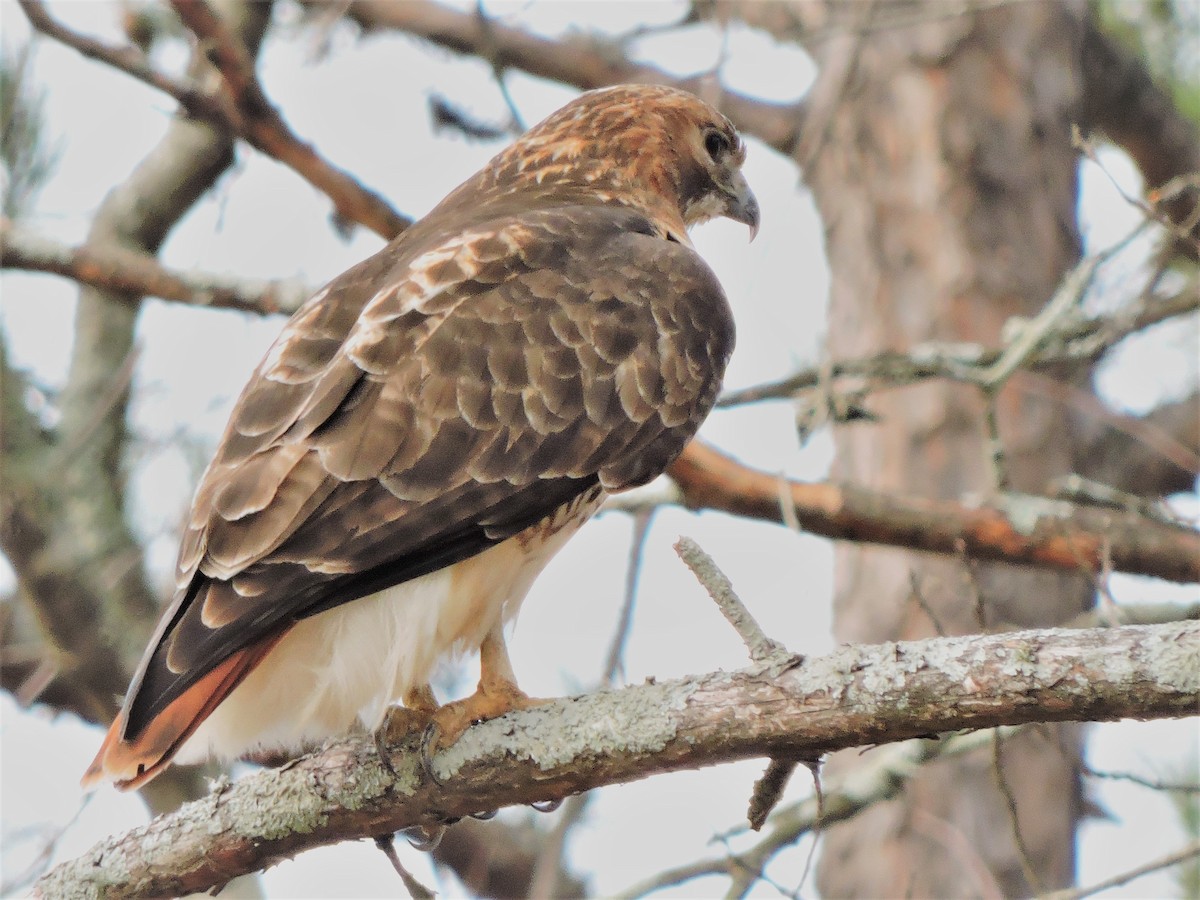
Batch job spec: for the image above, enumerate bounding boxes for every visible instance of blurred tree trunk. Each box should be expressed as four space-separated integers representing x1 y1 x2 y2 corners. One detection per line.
804 1 1090 895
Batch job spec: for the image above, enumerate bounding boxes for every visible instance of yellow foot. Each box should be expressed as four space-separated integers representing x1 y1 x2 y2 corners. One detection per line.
420 684 549 784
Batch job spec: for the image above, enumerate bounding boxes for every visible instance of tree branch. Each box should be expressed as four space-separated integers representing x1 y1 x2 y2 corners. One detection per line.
617 725 1024 899
716 285 1199 407
663 442 1200 584
321 0 805 156
169 0 410 240
0 216 311 316
18 0 409 240
1044 839 1200 900
16 0 223 121
36 621 1198 899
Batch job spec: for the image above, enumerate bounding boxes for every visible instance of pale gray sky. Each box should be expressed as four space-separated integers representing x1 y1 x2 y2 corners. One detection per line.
1 3 1196 897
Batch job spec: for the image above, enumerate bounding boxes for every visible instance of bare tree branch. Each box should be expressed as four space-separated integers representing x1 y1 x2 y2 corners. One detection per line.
16 0 222 121
0 216 311 316
662 442 1200 584
617 725 1026 899
35 621 1198 899
716 286 1199 407
1043 839 1200 900
170 0 410 239
17 0 409 240
319 0 806 155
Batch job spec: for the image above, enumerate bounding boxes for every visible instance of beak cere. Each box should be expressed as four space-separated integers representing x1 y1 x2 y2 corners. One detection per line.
724 170 760 241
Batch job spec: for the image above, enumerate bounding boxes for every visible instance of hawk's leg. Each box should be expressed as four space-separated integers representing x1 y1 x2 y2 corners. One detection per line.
421 623 548 779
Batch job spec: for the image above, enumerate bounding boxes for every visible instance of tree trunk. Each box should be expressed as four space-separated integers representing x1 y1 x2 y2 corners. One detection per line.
804 1 1090 895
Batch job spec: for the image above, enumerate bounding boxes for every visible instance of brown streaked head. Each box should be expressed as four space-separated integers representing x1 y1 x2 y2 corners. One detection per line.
478 84 759 242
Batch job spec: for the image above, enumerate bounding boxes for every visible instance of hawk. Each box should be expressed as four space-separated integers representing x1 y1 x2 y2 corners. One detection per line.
84 84 757 790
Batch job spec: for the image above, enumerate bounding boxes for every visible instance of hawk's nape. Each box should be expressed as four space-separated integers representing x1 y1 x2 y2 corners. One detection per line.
84 84 757 791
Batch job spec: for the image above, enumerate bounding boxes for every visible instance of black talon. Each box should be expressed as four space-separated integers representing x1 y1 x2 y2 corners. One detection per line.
402 824 446 851
469 809 497 820
530 798 563 813
374 726 398 778
419 721 446 786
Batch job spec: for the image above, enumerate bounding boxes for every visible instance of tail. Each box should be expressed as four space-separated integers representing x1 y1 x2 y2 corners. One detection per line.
82 633 284 791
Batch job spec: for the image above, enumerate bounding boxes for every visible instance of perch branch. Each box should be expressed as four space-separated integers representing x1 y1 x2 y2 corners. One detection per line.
36 621 1199 899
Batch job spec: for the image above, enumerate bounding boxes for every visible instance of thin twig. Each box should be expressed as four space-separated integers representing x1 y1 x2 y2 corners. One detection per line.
908 570 947 637
791 760 824 899
17 0 220 120
992 732 1043 894
957 539 988 633
1074 126 1200 255
1082 765 1200 794
977 253 1105 389
373 835 437 899
981 395 1010 492
603 508 656 684
1040 838 1200 900
673 537 793 669
619 728 1025 900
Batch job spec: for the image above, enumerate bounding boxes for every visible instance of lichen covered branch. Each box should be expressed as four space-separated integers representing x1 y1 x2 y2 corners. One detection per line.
36 621 1199 899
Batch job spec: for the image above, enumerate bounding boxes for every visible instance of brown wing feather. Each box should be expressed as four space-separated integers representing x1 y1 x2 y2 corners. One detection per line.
104 204 733 759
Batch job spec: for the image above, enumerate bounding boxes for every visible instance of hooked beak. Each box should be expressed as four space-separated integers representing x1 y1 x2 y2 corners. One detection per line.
723 170 760 241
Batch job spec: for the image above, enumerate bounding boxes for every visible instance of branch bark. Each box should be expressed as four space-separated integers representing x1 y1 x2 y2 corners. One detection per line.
36 621 1199 900
665 442 1200 584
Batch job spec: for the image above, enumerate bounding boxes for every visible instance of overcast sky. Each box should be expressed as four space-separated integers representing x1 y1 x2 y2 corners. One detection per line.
1 2 1197 897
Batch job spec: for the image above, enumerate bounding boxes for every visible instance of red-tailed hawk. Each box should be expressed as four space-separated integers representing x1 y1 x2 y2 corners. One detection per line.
84 84 757 790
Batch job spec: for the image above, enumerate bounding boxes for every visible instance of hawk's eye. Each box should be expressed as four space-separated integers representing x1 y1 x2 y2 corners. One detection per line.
704 129 729 161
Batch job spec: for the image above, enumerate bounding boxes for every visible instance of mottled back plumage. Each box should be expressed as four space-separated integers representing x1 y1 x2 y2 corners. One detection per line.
85 84 756 789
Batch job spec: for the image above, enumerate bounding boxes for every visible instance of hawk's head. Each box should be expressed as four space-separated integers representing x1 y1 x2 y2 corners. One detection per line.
483 84 759 243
